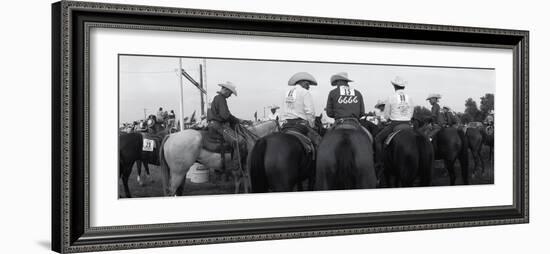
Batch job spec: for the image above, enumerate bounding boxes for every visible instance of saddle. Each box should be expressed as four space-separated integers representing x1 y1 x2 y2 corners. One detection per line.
200 130 234 153
333 118 373 143
384 123 412 147
281 122 316 159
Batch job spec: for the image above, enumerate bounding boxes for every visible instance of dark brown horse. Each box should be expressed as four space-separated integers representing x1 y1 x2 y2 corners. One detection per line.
315 125 376 190
433 127 470 185
118 132 143 198
249 116 324 192
465 127 485 176
249 133 316 192
118 117 168 197
481 125 494 165
380 120 433 187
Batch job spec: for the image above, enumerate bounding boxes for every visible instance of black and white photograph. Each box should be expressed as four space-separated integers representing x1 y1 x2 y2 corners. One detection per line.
41 1 536 253
118 54 495 198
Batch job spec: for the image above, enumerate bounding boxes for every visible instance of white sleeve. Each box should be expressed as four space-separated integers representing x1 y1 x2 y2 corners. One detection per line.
383 96 392 120
303 91 316 126
408 97 415 118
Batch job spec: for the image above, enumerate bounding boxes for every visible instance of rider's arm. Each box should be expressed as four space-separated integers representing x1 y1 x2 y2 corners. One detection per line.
358 91 365 117
431 103 440 123
303 91 316 126
325 90 335 118
215 96 239 124
382 96 393 121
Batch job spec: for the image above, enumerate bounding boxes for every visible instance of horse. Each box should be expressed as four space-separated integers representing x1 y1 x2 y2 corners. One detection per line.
432 126 470 185
159 120 278 196
248 116 324 193
373 119 433 188
118 132 143 198
133 118 169 186
315 120 376 190
465 127 485 177
481 125 494 165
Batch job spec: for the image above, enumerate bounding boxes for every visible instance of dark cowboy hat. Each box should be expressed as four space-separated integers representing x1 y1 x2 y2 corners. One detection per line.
330 72 353 85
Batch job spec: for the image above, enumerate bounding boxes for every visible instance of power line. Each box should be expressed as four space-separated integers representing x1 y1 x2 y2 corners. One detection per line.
120 71 175 74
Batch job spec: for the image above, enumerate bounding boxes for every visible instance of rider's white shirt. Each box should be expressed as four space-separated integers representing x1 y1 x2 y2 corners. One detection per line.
383 90 414 121
281 85 316 126
266 112 279 121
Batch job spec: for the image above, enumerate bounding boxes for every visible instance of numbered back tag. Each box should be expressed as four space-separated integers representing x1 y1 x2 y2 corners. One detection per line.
339 86 355 96
338 86 358 104
142 138 155 152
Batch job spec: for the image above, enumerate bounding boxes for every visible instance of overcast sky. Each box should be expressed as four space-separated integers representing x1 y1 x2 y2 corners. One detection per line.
119 55 495 124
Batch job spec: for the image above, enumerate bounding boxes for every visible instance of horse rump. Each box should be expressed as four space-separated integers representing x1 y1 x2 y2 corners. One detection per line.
249 137 268 193
333 133 358 189
415 132 433 186
316 130 366 190
158 135 171 196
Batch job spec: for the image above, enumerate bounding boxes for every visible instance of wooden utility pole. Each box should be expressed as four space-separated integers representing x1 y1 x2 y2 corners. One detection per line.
178 58 185 130
199 64 205 116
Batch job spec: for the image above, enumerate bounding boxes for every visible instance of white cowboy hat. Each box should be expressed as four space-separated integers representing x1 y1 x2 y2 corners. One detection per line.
426 93 442 100
270 105 280 110
330 72 353 85
374 100 385 108
391 76 408 88
288 72 318 86
218 81 237 96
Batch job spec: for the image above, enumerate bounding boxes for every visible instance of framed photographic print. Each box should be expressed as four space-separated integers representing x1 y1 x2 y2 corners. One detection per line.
52 1 529 253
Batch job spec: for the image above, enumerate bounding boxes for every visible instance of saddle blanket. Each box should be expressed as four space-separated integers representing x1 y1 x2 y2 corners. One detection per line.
332 120 373 143
384 124 412 147
200 130 233 154
284 130 316 159
142 138 155 152
384 130 402 146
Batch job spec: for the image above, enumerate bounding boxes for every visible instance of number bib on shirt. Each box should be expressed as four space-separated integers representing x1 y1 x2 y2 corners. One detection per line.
338 86 358 104
285 88 298 109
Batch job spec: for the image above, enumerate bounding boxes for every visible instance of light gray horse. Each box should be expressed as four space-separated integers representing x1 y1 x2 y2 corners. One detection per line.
159 120 278 196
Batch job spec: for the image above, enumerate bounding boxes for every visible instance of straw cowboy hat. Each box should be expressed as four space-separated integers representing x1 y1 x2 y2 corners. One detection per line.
426 93 442 100
218 81 237 96
374 100 385 108
270 105 280 110
330 72 353 85
391 76 408 88
288 72 318 86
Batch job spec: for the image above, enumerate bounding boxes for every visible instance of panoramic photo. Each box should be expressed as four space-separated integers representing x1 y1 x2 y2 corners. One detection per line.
118 54 495 198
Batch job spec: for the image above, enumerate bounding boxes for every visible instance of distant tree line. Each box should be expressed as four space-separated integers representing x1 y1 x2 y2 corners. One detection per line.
412 93 494 124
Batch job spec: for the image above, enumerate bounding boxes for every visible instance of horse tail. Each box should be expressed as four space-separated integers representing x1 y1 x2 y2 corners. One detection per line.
334 133 357 189
249 137 268 193
457 128 470 184
416 132 433 186
159 135 171 196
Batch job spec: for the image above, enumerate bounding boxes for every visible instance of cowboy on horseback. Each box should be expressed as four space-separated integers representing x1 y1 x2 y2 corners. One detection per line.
374 100 387 125
266 105 280 121
326 72 365 119
426 93 445 138
280 72 322 146
325 72 369 128
374 76 415 167
207 81 247 169
442 106 458 127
